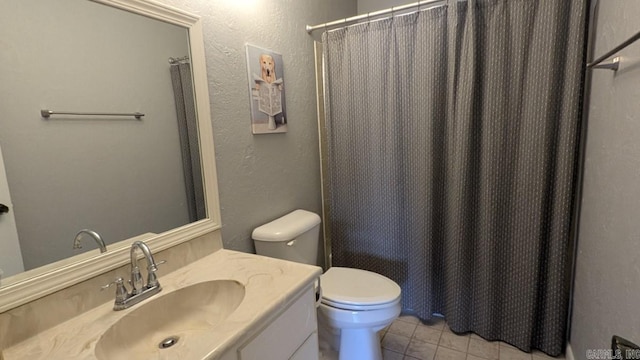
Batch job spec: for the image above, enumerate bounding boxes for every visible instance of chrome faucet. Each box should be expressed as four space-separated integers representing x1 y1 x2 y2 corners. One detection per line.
102 241 165 310
73 229 107 253
130 241 161 295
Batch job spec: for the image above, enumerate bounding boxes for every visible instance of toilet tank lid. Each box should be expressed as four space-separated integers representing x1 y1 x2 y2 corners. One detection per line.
252 209 321 242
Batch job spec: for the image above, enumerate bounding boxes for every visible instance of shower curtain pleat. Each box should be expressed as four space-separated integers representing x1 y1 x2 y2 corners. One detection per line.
322 0 586 356
170 63 206 222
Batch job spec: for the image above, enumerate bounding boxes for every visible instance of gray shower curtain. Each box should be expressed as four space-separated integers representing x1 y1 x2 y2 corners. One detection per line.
170 62 205 222
322 0 586 356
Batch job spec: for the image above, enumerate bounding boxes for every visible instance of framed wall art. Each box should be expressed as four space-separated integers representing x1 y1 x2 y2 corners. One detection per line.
245 44 288 134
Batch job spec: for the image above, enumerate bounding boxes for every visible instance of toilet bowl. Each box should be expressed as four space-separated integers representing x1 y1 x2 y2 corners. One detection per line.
318 267 401 360
252 210 402 360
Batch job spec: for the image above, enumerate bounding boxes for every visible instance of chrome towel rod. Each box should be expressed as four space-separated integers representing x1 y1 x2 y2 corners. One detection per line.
306 0 445 33
40 110 144 120
588 30 640 71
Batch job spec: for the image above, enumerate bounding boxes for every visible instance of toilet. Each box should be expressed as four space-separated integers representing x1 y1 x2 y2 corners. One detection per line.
252 209 401 360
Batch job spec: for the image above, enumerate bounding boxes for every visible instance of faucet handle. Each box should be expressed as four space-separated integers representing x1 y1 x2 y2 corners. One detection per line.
101 277 129 303
101 277 123 290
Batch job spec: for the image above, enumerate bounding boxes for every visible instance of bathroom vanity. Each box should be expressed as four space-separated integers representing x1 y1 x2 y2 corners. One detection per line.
1 250 321 359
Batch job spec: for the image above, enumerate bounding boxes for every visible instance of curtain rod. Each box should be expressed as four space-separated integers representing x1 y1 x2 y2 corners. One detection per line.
306 0 446 34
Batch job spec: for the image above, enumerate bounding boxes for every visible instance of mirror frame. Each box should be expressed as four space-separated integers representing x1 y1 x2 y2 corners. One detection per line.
0 0 221 313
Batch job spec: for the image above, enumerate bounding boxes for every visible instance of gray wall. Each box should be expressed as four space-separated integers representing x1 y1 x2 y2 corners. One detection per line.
571 0 640 356
358 0 414 13
0 0 191 270
154 0 357 253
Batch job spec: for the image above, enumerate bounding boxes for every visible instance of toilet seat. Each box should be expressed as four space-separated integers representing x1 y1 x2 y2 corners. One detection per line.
321 267 401 311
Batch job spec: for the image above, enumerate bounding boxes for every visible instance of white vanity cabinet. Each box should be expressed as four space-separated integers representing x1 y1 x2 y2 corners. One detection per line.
231 285 319 360
238 286 318 360
1 250 323 360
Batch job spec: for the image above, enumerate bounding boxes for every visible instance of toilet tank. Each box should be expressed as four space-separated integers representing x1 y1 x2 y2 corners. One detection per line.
251 209 321 266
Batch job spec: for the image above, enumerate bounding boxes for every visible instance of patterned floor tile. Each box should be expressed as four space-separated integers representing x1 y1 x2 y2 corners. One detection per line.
389 319 419 338
327 318 548 360
439 332 470 352
383 348 406 360
467 354 490 360
406 338 438 360
467 338 499 360
383 332 412 354
414 325 443 344
435 346 467 360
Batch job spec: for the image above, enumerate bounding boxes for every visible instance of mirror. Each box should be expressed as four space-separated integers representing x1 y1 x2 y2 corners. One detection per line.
0 0 220 311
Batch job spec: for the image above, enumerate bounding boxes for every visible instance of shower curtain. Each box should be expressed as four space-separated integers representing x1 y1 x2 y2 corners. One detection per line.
170 62 206 222
322 0 586 355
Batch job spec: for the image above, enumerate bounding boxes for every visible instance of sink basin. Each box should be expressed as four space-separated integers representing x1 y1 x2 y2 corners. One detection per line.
95 280 245 359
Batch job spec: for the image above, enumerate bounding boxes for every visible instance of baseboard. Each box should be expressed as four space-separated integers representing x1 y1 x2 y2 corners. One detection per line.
566 342 575 360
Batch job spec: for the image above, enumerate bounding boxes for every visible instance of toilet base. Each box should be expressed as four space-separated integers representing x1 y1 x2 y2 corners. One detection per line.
318 304 397 360
339 328 382 360
318 305 388 360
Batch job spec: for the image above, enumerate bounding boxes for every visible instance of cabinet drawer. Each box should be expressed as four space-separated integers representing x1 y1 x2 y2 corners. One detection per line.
291 332 319 360
239 287 317 360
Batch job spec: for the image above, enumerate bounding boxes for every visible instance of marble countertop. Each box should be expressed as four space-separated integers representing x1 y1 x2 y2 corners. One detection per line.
2 249 322 359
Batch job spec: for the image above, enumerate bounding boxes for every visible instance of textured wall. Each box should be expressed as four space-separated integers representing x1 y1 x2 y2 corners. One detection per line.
154 0 357 253
358 0 414 13
571 0 640 356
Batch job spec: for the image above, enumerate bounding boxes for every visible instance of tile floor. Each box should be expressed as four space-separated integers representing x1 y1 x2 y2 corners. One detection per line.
379 315 565 360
